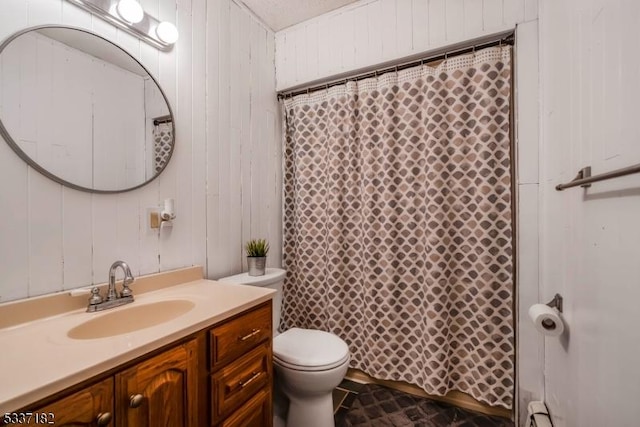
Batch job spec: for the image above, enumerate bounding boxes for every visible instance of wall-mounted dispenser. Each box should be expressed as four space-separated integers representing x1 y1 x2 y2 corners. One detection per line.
529 294 564 337
149 198 176 230
161 198 176 222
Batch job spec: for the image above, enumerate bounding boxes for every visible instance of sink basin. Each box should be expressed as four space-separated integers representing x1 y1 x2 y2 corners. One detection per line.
67 300 195 340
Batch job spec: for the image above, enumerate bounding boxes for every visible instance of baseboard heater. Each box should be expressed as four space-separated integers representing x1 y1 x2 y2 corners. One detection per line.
527 401 553 427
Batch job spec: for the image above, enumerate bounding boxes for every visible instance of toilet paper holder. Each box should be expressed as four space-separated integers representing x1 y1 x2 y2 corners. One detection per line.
546 294 563 313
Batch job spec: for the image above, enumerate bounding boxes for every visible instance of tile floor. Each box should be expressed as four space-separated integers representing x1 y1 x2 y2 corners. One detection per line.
333 380 514 427
333 379 367 421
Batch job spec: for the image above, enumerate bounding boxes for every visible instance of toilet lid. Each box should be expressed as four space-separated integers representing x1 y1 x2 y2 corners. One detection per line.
273 328 349 368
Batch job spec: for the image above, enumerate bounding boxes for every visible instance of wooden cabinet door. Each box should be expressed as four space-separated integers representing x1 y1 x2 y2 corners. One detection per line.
29 377 114 426
115 339 198 427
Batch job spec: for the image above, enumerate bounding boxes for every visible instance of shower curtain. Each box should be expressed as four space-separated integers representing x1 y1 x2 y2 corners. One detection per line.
153 121 173 173
280 46 514 409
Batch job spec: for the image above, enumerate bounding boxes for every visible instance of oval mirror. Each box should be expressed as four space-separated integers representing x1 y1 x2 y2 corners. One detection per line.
0 26 174 193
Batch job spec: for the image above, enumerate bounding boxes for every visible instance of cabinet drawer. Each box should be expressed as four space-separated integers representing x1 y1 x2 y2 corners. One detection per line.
220 389 271 427
209 303 271 369
211 341 271 420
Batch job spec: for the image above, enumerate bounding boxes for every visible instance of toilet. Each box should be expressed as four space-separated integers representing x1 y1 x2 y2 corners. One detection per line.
217 268 350 427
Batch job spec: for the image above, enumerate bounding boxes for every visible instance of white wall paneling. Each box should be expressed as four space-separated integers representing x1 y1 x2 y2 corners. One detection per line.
539 0 640 425
236 2 252 274
514 19 543 427
210 0 234 276
428 0 446 46
462 0 483 37
190 0 207 272
205 0 221 279
159 0 191 272
274 0 538 90
204 0 282 279
61 188 92 290
445 0 464 42
0 0 281 301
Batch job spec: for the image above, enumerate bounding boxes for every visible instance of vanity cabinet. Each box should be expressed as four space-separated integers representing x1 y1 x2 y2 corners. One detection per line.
22 340 198 427
29 378 114 426
220 388 271 427
209 303 272 425
115 338 198 427
12 302 272 427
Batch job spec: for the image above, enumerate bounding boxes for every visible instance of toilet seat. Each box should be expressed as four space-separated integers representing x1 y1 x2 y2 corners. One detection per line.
274 353 350 372
273 328 349 372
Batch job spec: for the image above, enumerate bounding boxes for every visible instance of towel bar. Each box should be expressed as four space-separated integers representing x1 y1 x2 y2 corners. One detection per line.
555 163 640 191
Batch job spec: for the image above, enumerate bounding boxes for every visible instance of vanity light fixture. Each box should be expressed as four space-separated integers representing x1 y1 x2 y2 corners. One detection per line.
65 0 178 50
116 0 144 24
156 21 179 44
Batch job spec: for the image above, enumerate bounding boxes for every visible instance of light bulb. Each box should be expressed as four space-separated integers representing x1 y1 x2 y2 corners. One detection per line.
156 21 179 44
117 0 144 24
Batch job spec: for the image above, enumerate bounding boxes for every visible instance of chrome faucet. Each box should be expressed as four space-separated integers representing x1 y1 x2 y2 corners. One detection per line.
87 261 135 312
108 261 134 299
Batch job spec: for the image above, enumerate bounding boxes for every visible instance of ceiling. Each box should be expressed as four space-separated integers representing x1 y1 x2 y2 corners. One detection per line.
240 0 360 31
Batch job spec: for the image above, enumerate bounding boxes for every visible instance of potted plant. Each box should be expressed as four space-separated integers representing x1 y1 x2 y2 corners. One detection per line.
245 238 269 276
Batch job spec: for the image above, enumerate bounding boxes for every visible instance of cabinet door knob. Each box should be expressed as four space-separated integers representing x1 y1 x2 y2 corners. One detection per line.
129 393 144 408
96 412 112 426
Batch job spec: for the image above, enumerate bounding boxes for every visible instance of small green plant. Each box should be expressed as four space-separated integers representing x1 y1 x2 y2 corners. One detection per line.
245 239 269 257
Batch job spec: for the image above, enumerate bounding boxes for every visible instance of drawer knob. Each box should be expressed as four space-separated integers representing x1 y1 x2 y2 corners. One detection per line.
96 412 112 426
238 329 261 341
129 393 144 408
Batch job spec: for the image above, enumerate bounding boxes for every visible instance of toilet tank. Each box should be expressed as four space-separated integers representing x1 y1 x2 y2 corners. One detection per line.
217 268 286 336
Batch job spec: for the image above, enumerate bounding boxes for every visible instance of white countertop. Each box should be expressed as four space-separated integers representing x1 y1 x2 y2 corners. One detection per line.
0 279 275 413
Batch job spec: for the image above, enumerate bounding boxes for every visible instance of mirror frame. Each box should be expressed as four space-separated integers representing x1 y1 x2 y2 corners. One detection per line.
0 25 176 194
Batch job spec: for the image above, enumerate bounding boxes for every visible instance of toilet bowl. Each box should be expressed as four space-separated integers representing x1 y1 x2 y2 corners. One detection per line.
217 268 350 427
273 327 350 427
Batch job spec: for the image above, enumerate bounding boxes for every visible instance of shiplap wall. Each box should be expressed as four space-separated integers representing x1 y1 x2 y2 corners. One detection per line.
275 0 539 90
0 0 281 302
539 0 640 425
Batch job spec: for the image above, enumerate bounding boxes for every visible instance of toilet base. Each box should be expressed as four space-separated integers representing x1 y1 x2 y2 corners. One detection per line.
286 393 335 427
273 374 289 427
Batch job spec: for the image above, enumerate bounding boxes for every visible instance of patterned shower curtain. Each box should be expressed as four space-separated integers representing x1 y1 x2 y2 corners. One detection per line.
153 121 173 174
280 46 514 409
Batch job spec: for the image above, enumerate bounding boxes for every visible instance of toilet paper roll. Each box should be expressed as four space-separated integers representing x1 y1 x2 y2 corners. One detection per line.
529 304 564 337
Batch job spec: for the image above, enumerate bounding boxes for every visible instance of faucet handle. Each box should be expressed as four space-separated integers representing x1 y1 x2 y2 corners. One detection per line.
120 276 134 298
89 287 103 305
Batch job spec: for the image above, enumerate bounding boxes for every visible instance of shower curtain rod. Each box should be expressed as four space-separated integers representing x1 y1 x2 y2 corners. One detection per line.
277 30 514 100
